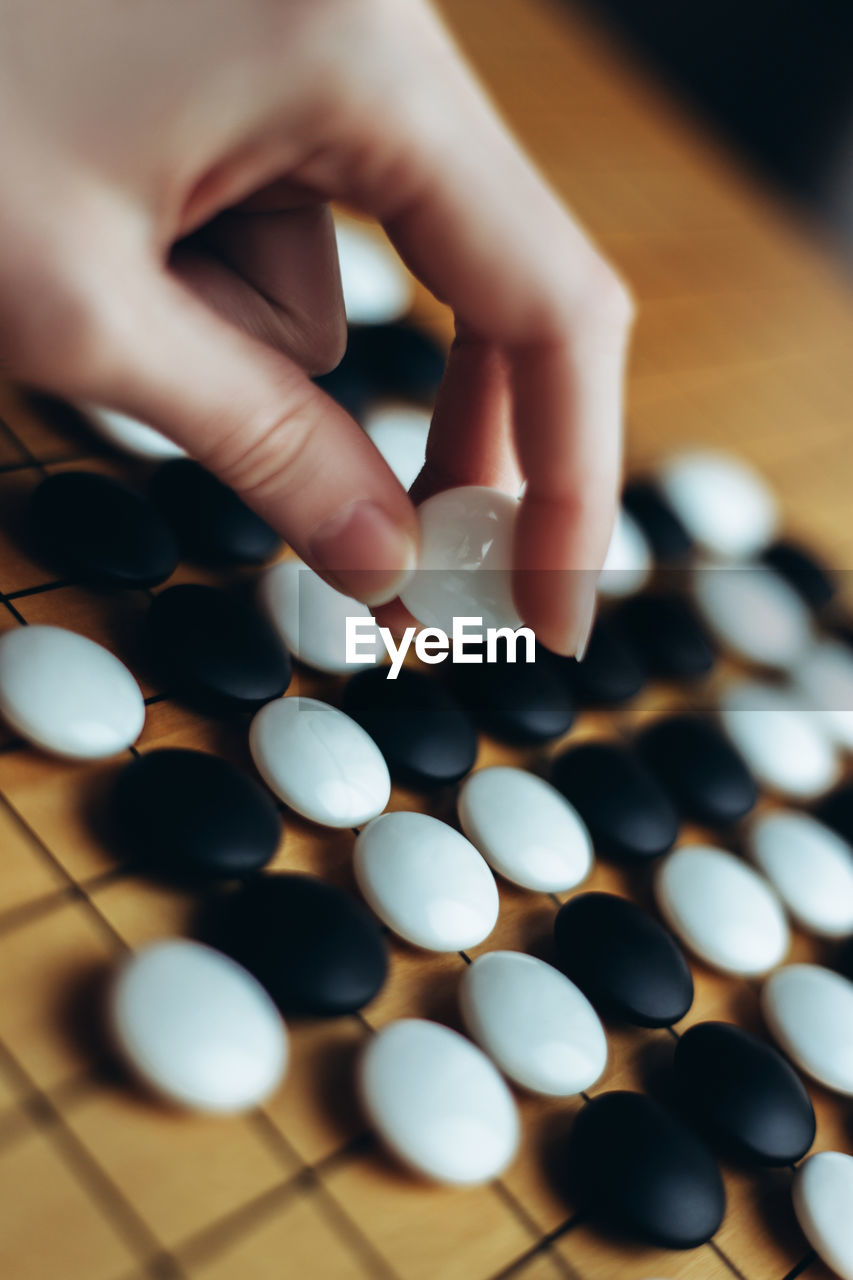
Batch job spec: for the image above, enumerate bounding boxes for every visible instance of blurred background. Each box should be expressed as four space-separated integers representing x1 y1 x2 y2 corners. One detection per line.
574 0 853 257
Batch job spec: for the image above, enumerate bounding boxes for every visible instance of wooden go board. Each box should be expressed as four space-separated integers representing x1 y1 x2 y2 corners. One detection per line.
2 0 853 1276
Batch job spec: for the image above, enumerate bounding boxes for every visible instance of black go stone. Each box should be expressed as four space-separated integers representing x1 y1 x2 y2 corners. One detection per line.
112 748 281 881
622 479 693 561
347 322 446 403
762 539 836 611
561 616 646 708
552 741 679 861
637 714 757 827
613 593 715 680
343 666 477 789
314 322 446 416
147 583 291 713
30 470 179 588
674 1021 816 1167
554 892 694 1027
568 1091 725 1249
314 358 373 419
446 641 575 744
209 872 389 1016
151 460 282 565
815 784 853 845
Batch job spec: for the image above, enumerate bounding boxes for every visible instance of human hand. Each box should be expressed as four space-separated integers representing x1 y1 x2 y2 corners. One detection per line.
0 0 632 655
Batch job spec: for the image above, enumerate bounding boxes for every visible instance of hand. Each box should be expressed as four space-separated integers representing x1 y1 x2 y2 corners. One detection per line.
0 0 632 655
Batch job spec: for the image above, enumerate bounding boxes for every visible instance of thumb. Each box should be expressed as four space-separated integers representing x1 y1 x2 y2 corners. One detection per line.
72 267 419 605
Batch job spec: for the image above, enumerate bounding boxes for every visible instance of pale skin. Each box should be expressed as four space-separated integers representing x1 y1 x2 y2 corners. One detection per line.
0 0 633 655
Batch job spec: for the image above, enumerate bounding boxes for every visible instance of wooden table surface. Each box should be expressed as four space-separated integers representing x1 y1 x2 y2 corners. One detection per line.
0 2 852 1279
432 0 853 569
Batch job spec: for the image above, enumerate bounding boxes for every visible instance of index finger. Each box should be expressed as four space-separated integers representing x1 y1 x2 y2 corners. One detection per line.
348 1 633 654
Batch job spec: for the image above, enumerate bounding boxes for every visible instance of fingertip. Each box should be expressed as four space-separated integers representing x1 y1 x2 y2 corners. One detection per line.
308 497 419 606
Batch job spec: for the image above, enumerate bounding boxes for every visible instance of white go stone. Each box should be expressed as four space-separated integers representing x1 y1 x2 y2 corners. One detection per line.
257 559 374 676
400 486 521 633
459 951 607 1096
762 964 853 1095
793 1152 853 1280
110 939 288 1113
793 638 853 749
0 625 145 759
334 218 413 324
359 1018 519 1185
457 766 593 893
657 448 778 558
249 696 390 828
599 508 652 598
354 811 499 951
655 844 789 977
692 563 812 671
363 403 430 492
719 679 840 800
81 404 186 460
746 810 853 939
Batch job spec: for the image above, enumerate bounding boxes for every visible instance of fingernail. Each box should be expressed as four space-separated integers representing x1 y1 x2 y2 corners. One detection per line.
309 500 417 605
574 600 596 662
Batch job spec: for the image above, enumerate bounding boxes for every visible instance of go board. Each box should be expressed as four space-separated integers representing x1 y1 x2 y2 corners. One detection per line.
3 0 853 1276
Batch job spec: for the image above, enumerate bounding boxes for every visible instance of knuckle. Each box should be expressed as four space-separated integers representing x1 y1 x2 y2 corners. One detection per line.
197 389 320 505
582 259 635 329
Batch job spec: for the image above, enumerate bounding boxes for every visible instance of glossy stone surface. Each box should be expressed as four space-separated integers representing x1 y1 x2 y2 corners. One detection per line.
793 1152 853 1280
637 714 757 827
658 449 778 558
746 810 853 938
110 939 287 1112
349 323 446 403
613 593 714 680
334 219 413 324
210 873 388 1016
655 845 789 976
343 666 477 789
30 470 179 588
353 811 498 951
763 539 835 611
692 564 812 671
565 617 646 707
151 460 282 565
762 964 853 1095
112 748 282 881
794 638 853 750
81 404 186 460
147 584 292 713
249 696 390 828
447 641 575 744
622 479 693 561
599 508 652 598
554 892 694 1027
363 403 430 490
551 741 679 861
257 558 373 676
816 783 853 845
0 625 144 759
359 1019 519 1185
568 1091 726 1248
400 486 520 632
719 679 839 800
674 1021 815 1165
459 951 607 1095
458 766 593 893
